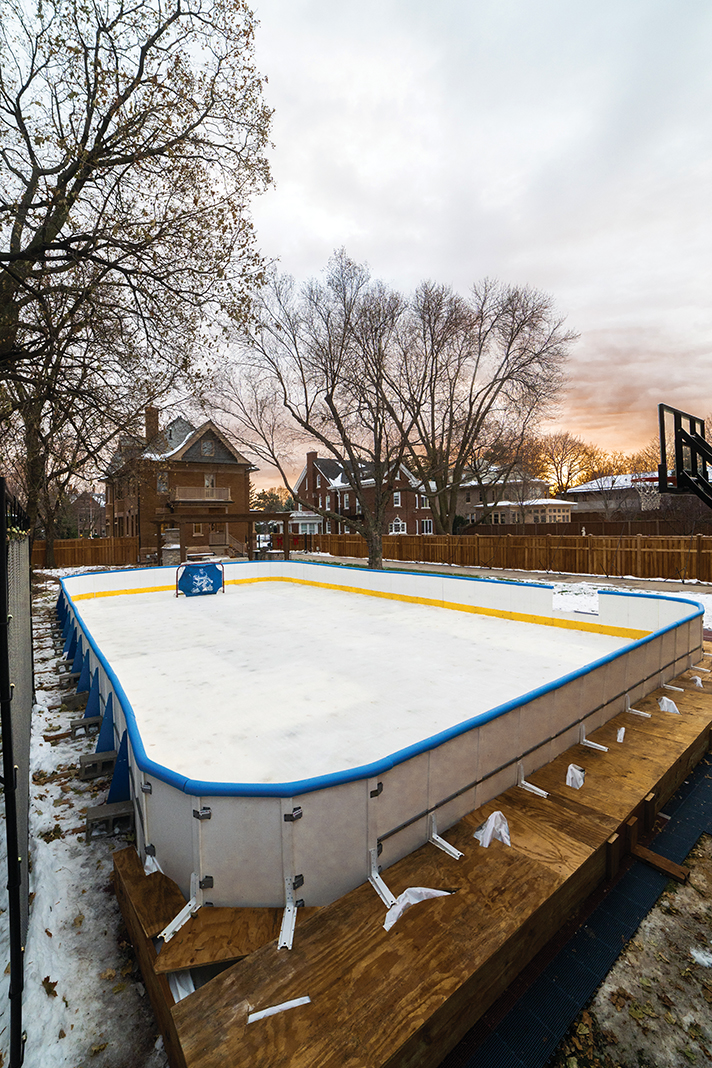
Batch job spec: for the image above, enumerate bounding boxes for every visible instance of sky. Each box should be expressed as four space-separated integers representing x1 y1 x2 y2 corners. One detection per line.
249 0 712 458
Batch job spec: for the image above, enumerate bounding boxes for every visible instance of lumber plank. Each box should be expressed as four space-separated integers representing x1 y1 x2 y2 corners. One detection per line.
631 844 689 882
154 906 320 974
113 848 187 1068
172 795 605 1068
113 846 187 939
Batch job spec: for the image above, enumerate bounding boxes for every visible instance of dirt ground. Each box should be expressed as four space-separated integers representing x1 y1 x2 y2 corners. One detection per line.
549 834 712 1068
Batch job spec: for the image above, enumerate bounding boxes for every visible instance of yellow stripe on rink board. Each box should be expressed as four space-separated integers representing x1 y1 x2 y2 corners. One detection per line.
70 574 651 640
222 575 651 641
72 584 175 600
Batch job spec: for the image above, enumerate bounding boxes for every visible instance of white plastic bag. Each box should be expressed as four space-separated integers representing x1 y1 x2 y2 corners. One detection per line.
617 727 625 743
473 810 511 848
383 887 452 932
691 675 704 689
566 764 585 789
658 696 680 714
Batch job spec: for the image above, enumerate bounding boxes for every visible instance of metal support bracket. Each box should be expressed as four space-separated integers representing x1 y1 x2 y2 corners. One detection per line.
283 806 302 822
625 695 651 718
579 724 608 752
140 781 152 795
192 806 211 820
278 876 298 950
368 847 397 908
428 813 463 860
663 683 684 692
158 872 202 943
517 762 548 798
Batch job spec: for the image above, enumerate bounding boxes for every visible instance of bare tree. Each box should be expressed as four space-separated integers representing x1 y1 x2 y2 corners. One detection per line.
219 255 575 564
536 431 601 497
218 252 412 568
0 0 270 379
0 0 270 532
390 279 575 533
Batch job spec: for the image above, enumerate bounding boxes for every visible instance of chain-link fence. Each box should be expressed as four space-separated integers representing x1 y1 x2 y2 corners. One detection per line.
1 477 33 1067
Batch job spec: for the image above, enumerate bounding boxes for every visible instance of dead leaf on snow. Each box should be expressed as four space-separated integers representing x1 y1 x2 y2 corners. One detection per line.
72 913 84 928
44 928 52 938
112 982 127 994
610 988 633 1011
42 976 58 998
99 968 115 980
90 1043 108 1056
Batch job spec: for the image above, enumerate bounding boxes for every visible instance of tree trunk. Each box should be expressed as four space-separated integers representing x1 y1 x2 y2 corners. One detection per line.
365 527 384 569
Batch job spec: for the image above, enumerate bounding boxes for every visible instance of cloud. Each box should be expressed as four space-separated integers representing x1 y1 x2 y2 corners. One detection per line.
250 0 712 454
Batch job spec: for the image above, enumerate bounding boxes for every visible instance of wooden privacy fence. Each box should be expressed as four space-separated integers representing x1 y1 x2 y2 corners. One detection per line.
32 537 139 569
309 532 712 582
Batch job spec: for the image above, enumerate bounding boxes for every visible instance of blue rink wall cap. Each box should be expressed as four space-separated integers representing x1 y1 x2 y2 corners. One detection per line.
58 568 704 800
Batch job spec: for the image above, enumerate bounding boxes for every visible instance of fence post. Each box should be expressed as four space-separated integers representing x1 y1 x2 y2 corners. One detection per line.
697 534 703 581
636 534 642 578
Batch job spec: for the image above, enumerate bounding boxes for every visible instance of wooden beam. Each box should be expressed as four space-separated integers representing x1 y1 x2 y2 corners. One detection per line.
631 844 689 883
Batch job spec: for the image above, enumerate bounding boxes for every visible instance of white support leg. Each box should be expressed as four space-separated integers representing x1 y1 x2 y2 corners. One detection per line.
625 694 651 718
368 847 397 908
579 723 608 752
517 762 548 798
158 872 202 943
278 876 298 951
428 814 463 860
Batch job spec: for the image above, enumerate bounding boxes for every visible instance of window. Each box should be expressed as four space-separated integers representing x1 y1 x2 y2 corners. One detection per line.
343 493 349 509
326 520 331 533
193 523 203 536
157 473 168 494
298 502 303 511
325 494 331 510
393 491 401 507
420 494 428 509
395 469 400 481
318 495 323 509
355 497 362 514
465 492 471 503
421 519 433 534
200 439 215 456
316 474 321 488
389 517 407 534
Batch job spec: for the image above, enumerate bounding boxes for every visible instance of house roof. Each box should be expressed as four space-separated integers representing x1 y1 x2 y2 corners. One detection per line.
107 417 251 474
491 497 571 507
296 456 419 492
142 417 196 460
568 472 657 494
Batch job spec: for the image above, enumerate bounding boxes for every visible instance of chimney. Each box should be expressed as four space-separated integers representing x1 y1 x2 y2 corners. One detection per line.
145 406 159 443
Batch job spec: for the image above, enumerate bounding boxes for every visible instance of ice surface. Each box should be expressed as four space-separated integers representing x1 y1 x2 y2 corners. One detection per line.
75 582 631 785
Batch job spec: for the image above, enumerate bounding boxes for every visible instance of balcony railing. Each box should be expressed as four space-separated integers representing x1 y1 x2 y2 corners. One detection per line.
171 486 232 502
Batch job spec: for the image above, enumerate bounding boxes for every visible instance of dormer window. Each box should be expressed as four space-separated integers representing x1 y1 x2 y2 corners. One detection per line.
201 439 215 457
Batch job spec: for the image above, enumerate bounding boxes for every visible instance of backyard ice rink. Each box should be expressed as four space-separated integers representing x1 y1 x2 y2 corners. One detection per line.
75 581 634 785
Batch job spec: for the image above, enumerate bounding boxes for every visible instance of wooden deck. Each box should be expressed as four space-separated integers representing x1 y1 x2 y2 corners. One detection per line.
114 661 712 1068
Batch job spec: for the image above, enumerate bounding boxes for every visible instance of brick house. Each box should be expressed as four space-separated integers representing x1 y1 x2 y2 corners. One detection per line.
457 469 552 525
293 452 433 534
105 408 253 561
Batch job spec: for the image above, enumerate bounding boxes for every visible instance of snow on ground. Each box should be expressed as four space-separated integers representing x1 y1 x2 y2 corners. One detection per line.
0 564 710 1067
0 574 168 1068
76 581 631 784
